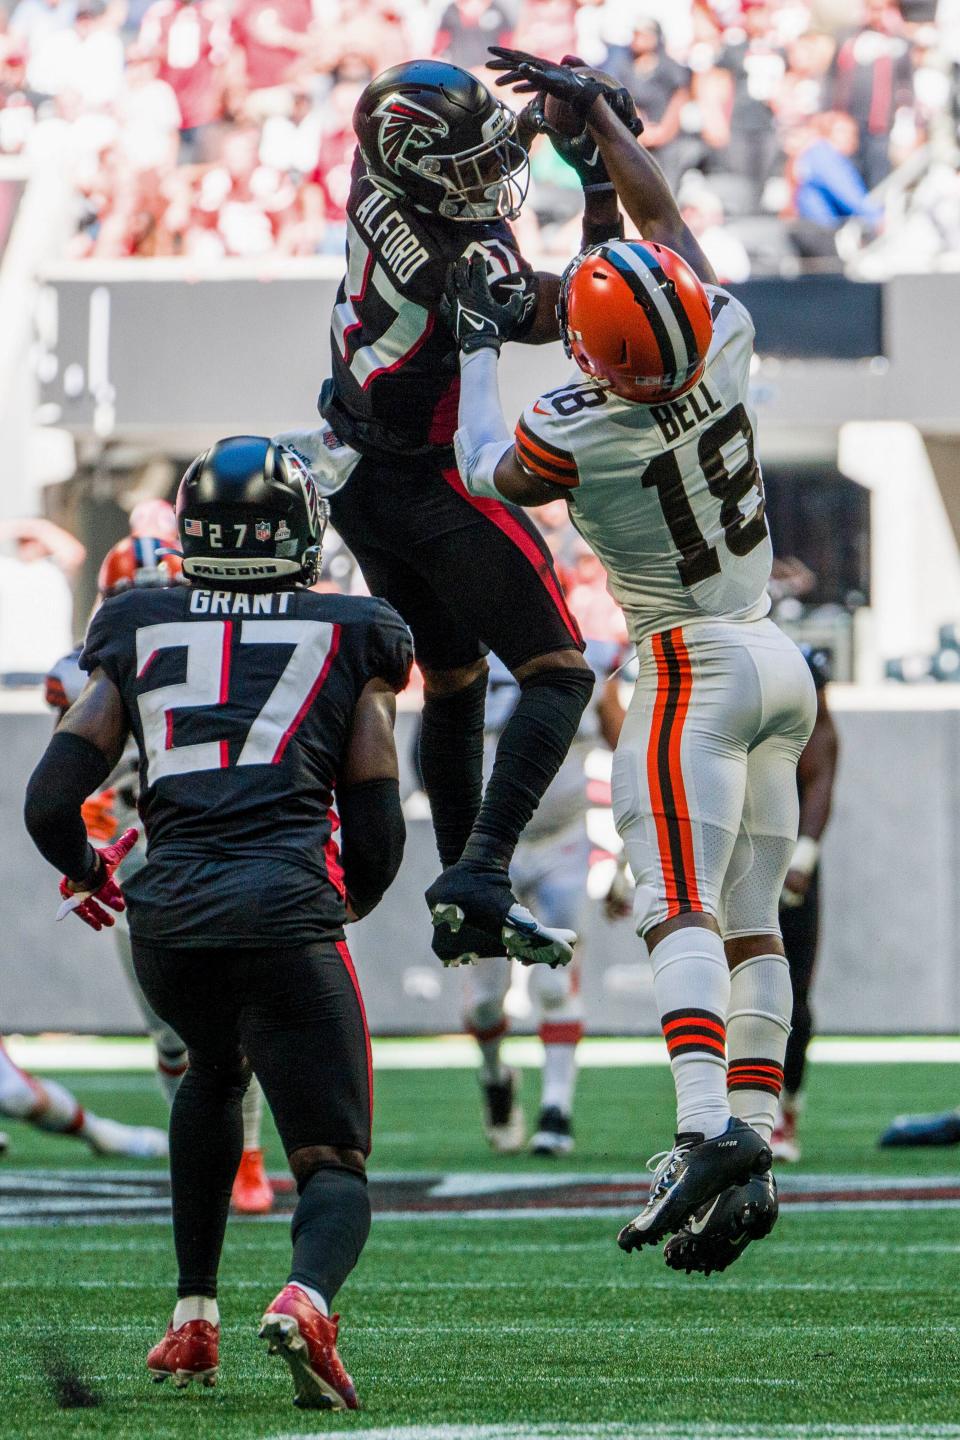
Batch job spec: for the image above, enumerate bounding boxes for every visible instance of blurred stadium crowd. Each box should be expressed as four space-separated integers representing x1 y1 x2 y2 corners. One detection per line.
0 0 956 274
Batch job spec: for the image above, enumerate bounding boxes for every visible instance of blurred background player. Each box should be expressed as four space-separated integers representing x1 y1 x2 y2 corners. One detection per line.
771 644 839 1164
44 508 274 1211
0 1033 167 1158
879 1104 960 1148
466 632 626 1155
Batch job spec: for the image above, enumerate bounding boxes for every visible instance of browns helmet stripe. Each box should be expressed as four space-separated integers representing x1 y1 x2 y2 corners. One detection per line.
604 249 678 377
615 245 692 377
632 246 700 376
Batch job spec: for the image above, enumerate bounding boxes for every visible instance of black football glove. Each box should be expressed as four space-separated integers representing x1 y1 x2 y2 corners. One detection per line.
487 46 608 121
441 254 524 356
489 49 643 190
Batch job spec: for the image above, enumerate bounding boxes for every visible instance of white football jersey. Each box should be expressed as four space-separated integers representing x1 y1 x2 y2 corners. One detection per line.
514 286 772 646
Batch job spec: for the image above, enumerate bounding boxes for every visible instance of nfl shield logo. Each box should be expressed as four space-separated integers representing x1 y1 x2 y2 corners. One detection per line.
184 518 203 537
255 520 271 542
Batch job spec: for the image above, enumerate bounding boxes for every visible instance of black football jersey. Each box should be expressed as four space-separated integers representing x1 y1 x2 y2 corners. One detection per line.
80 584 412 948
322 150 539 458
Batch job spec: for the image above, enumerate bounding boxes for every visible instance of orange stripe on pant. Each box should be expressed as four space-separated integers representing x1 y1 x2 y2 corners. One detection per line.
647 627 702 920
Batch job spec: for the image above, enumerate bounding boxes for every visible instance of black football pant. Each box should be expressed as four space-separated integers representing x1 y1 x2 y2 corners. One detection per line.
133 939 372 1304
330 453 586 869
779 869 820 1096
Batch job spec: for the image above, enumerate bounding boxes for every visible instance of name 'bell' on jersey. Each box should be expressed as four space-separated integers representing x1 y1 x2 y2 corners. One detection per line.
514 287 772 646
322 150 538 459
79 585 412 948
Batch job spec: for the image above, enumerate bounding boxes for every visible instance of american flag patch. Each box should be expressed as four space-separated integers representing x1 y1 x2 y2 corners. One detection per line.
184 518 203 536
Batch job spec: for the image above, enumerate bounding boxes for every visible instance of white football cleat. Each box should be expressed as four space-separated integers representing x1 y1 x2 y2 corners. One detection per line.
502 906 575 969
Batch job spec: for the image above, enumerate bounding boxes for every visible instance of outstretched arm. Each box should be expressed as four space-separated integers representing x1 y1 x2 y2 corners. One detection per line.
584 100 717 283
488 47 718 286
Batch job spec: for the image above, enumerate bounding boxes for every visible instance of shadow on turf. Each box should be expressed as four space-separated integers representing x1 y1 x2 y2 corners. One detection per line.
38 1341 101 1409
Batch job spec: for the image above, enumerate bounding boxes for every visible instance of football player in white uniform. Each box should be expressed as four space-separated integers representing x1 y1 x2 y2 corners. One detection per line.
444 48 817 1270
466 640 625 1156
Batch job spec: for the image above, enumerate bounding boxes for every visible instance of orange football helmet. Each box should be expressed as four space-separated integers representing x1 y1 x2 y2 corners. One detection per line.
558 240 713 403
129 498 177 543
98 536 183 597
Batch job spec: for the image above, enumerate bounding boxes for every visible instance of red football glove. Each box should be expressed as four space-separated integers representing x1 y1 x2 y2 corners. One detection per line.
56 827 139 932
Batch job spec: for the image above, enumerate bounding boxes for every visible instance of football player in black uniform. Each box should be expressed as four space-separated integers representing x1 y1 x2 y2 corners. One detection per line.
309 58 641 966
25 437 412 1411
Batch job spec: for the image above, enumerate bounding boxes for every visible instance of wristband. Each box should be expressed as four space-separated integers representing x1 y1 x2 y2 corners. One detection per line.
790 835 820 878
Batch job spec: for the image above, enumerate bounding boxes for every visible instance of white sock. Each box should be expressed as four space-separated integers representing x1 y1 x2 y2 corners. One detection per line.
539 1034 581 1115
242 1077 264 1151
290 1282 328 1316
467 958 511 1084
727 953 793 1142
651 927 731 1141
173 1296 219 1329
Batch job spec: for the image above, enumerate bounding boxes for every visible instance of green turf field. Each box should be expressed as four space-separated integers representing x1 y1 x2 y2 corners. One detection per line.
2 1052 959 1439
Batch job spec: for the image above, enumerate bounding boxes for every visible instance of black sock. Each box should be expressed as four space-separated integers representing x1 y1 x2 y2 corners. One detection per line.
289 1166 372 1306
171 1060 249 1298
419 672 488 868
463 667 594 870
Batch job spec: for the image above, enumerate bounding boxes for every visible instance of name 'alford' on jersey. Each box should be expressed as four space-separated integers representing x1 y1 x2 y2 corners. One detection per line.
322 153 538 458
514 286 772 646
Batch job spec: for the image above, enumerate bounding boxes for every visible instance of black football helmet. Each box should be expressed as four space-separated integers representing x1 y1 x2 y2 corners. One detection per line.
176 436 328 588
354 60 529 222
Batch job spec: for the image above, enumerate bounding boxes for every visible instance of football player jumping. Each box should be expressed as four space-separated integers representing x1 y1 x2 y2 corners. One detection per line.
444 49 818 1271
46 525 275 1214
26 438 412 1409
298 58 643 968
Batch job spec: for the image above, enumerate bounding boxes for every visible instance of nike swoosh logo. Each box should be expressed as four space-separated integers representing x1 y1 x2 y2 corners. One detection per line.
533 401 551 416
688 1197 721 1236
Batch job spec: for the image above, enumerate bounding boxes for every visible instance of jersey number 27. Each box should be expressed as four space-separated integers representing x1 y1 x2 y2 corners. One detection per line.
136 619 337 785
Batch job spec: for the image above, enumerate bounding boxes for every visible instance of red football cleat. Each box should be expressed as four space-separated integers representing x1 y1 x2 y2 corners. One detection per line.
231 1148 274 1214
259 1285 358 1410
146 1319 219 1389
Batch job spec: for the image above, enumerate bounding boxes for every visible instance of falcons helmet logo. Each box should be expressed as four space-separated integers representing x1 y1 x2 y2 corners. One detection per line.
373 93 450 177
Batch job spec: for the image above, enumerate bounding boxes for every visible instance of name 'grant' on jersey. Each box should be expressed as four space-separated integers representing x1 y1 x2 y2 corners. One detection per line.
514 287 772 646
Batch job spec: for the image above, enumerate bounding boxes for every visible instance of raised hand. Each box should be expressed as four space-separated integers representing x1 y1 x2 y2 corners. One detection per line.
487 47 608 120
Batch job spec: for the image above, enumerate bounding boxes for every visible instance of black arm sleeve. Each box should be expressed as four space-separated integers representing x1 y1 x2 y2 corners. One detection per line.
337 778 405 920
24 732 111 886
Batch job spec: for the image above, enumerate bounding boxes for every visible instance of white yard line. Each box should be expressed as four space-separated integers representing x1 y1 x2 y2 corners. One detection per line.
267 1425 960 1440
6 1034 960 1071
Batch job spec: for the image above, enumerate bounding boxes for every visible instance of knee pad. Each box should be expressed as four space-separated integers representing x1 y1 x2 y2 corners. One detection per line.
465 956 511 1036
290 1145 367 1193
0 1049 40 1119
528 962 575 1014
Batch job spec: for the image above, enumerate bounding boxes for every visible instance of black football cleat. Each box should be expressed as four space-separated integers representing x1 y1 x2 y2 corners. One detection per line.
617 1118 772 1252
879 1108 960 1148
663 1172 779 1276
426 862 575 968
481 1067 526 1153
530 1106 574 1157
